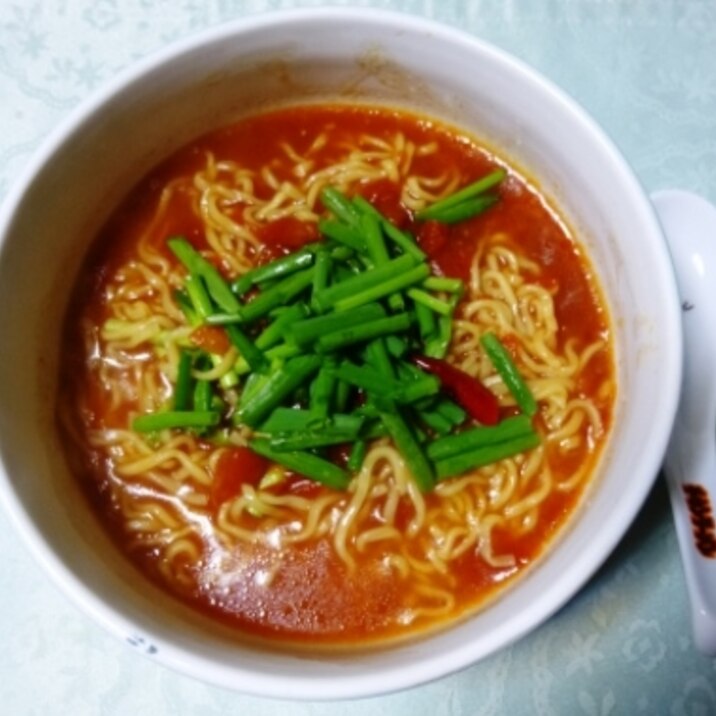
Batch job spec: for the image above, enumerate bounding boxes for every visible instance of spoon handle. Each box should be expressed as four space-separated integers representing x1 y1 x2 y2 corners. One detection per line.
653 189 716 656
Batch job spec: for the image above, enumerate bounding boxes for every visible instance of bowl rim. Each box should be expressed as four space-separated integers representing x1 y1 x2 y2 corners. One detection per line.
0 5 682 701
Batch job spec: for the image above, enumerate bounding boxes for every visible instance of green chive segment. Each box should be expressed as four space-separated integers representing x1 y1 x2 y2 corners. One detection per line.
132 176 543 493
416 168 506 223
480 332 538 417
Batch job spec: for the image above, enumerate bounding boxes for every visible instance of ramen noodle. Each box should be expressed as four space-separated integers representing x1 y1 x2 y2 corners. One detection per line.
58 105 614 645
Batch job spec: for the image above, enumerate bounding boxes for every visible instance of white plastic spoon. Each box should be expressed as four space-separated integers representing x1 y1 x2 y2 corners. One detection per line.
653 189 716 656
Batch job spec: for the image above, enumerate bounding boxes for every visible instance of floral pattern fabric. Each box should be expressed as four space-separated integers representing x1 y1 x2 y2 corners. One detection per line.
1 1 716 714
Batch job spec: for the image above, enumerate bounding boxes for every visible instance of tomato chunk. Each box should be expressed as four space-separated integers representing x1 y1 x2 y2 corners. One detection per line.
256 216 320 259
359 179 410 228
416 220 450 257
189 325 231 355
210 447 270 509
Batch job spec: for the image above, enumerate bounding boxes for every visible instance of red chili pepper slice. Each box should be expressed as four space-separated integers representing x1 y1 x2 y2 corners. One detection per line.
412 355 500 426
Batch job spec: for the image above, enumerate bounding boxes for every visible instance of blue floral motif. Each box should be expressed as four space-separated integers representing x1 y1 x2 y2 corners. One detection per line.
46 53 107 91
82 0 122 31
577 689 616 716
621 619 668 673
3 3 47 58
670 676 716 716
564 632 605 677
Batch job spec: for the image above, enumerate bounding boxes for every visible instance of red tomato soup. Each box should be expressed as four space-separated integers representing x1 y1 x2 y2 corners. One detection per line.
58 105 614 646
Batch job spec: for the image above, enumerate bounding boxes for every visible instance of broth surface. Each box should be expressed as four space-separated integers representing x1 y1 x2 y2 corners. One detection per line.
59 105 613 645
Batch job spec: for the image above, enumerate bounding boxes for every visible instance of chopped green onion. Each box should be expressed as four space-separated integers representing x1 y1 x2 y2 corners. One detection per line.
168 237 241 313
259 407 326 433
249 439 350 490
413 298 437 342
424 313 453 359
239 266 316 323
378 405 435 492
406 288 453 316
309 363 337 419
435 432 540 480
426 414 535 460
329 361 394 397
258 466 287 490
234 342 301 376
311 250 333 311
318 219 365 252
351 195 426 260
381 222 425 261
268 429 358 452
320 187 362 227
193 377 214 412
313 253 417 311
364 338 395 379
334 263 430 312
334 379 351 413
433 398 467 427
185 274 214 319
291 303 386 346
231 245 317 295
204 313 242 326
255 303 310 350
132 410 220 433
416 407 453 435
140 181 525 494
173 350 194 410
422 276 464 294
317 313 412 352
416 169 506 222
480 332 538 417
384 335 408 358
238 371 270 411
225 324 267 373
393 375 440 404
361 212 390 264
174 289 200 326
237 355 321 427
346 439 367 472
268 415 363 451
419 195 498 224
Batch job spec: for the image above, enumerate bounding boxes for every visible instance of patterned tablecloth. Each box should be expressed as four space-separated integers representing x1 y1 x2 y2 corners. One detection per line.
1 2 716 714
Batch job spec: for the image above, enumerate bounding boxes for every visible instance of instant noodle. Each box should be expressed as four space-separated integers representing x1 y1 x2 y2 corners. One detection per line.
58 104 613 645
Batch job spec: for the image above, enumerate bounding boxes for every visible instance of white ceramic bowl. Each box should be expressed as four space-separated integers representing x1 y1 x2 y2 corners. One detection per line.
0 8 681 700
